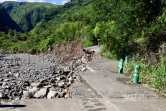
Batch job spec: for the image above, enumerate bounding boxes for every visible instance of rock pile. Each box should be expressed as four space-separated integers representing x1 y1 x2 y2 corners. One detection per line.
0 48 96 101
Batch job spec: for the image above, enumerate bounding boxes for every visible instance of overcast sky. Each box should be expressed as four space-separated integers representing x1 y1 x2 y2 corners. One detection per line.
0 0 70 5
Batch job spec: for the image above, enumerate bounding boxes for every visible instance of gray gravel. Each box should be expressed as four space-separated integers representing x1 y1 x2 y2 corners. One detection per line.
71 80 97 100
0 54 60 100
0 52 97 103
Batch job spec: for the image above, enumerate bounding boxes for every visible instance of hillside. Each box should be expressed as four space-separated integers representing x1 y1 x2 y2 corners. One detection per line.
0 4 21 32
2 1 58 32
1 0 92 32
32 0 92 31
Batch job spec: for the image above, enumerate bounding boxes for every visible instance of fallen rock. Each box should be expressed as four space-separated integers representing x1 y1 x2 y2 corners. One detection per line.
56 77 61 81
63 66 70 72
0 43 96 101
81 67 87 71
58 82 65 87
29 87 38 95
31 82 42 88
0 92 2 98
14 73 19 78
34 87 49 98
47 90 57 99
23 91 31 99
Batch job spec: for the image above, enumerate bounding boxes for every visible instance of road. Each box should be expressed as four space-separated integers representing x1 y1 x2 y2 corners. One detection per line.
84 45 102 53
80 45 166 111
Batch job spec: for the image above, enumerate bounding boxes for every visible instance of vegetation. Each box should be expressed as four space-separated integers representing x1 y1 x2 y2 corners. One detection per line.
0 0 166 94
124 51 166 95
0 4 21 32
2 1 58 32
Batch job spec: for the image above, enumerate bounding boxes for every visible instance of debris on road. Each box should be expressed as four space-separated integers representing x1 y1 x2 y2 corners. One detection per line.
0 42 98 102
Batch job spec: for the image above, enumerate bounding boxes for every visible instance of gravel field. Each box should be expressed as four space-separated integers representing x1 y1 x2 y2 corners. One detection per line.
0 51 97 104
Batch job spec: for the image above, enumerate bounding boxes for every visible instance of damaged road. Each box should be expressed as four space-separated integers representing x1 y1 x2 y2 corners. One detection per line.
0 42 98 103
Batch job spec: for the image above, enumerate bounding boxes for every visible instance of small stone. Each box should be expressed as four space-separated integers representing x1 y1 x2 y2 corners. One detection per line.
14 97 20 101
31 82 41 87
0 92 2 98
47 90 57 99
81 67 87 71
56 77 61 81
63 66 70 72
4 74 10 77
14 73 19 78
3 79 9 82
23 91 31 99
68 77 73 81
58 82 65 87
29 87 38 94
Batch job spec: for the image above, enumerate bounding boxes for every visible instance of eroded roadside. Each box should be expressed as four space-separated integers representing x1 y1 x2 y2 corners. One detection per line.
0 42 99 104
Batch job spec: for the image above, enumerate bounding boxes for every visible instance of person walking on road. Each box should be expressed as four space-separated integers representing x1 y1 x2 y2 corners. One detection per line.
98 39 100 47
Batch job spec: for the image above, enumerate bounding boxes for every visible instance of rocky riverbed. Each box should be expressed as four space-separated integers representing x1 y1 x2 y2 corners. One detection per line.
0 46 98 104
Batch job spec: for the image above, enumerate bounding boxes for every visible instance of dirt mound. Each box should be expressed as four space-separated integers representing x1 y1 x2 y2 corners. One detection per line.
49 41 84 63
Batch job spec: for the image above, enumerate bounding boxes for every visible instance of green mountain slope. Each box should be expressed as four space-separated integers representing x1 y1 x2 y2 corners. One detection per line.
0 4 22 32
2 1 58 32
32 0 92 32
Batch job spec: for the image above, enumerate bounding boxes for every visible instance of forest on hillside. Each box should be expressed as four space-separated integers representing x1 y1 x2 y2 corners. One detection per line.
0 0 166 94
0 0 165 58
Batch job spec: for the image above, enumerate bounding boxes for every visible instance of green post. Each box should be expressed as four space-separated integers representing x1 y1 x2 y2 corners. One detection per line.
118 59 123 74
132 55 135 60
125 56 128 63
133 64 140 83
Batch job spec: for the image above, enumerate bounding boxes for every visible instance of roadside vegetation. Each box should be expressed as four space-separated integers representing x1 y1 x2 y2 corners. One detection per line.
124 53 166 96
0 0 166 94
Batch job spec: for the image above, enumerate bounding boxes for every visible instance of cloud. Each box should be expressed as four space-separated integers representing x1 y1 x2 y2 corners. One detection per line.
52 1 56 4
61 0 68 5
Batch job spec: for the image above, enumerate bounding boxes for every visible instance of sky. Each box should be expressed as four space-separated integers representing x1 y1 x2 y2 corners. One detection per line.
0 0 71 5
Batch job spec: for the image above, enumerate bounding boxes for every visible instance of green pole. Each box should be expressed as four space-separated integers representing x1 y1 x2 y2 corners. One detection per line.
133 64 140 83
132 55 135 60
125 56 128 63
118 59 123 74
